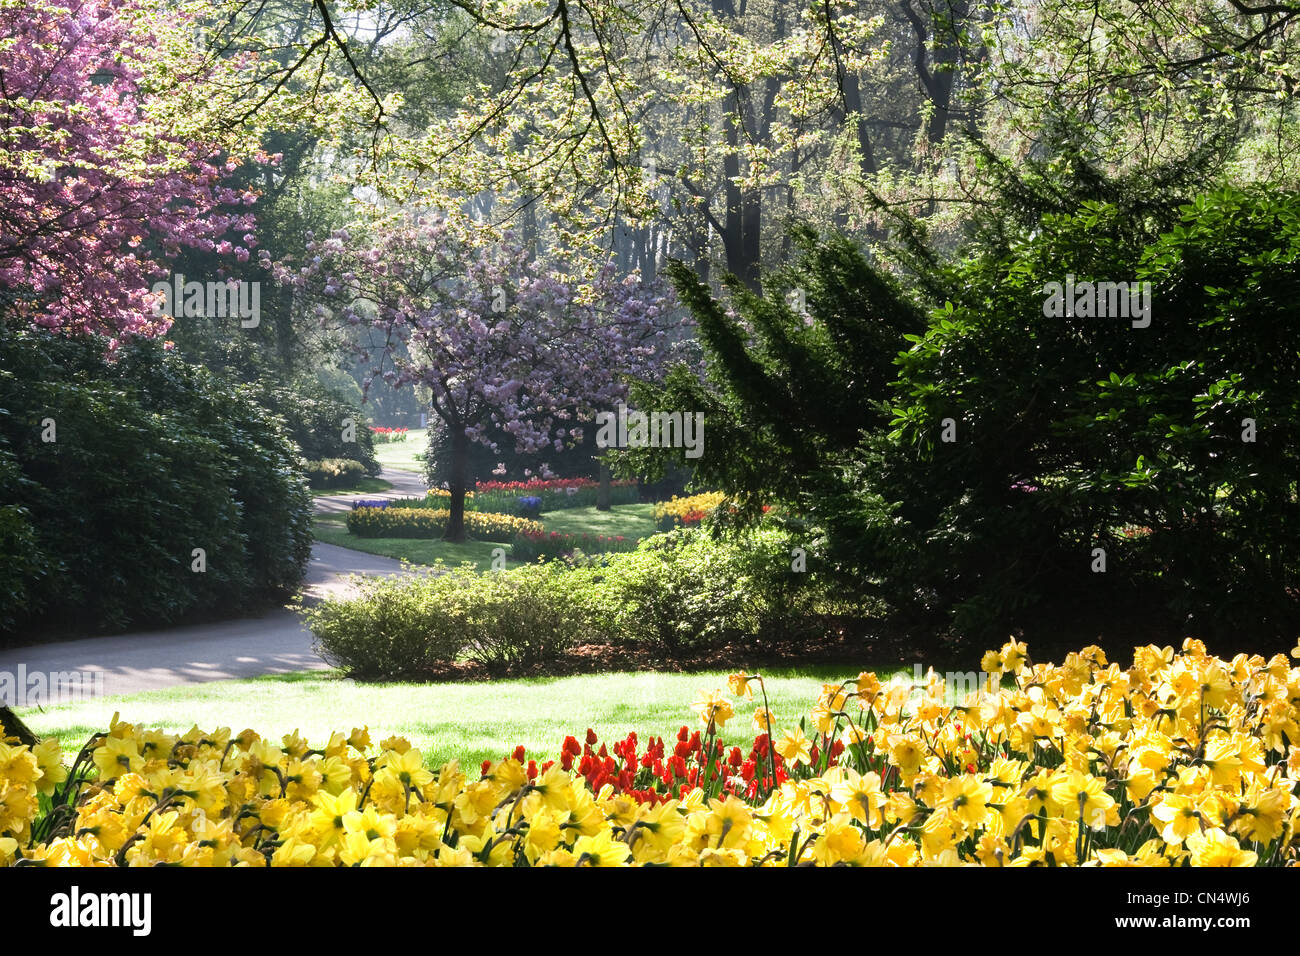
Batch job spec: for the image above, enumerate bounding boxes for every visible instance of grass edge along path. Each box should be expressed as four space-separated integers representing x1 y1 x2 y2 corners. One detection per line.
312 476 394 497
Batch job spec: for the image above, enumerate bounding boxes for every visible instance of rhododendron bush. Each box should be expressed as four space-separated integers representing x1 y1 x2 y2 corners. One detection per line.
3 640 1298 866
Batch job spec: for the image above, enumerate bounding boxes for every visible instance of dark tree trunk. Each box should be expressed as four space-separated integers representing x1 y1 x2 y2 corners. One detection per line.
903 0 969 146
445 427 470 542
597 456 612 511
843 74 877 176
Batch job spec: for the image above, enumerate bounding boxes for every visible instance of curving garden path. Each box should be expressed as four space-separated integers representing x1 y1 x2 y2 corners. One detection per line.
312 466 429 514
0 468 428 698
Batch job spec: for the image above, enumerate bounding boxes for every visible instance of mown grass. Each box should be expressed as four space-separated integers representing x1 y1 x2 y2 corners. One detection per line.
312 513 501 569
371 429 427 472
311 476 394 496
538 502 656 539
311 503 658 569
16 666 897 769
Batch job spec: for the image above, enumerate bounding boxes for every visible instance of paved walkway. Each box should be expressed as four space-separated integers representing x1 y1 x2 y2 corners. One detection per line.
313 466 428 513
0 469 427 698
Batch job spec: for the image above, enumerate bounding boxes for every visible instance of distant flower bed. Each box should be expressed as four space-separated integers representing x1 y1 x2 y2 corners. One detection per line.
653 491 725 531
424 489 473 503
346 507 543 541
511 529 641 562
427 478 638 515
369 426 409 444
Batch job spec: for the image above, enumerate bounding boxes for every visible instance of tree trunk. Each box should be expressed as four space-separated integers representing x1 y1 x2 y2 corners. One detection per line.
597 456 612 511
904 0 969 146
445 427 469 542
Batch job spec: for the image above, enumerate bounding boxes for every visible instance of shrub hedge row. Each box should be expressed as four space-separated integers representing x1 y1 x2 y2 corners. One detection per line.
307 527 863 677
303 458 366 489
0 329 313 640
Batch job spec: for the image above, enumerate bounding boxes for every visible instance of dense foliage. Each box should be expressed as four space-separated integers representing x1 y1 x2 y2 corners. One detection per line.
510 530 641 563
305 563 594 679
255 380 380 476
0 329 312 640
644 171 1300 652
309 526 858 676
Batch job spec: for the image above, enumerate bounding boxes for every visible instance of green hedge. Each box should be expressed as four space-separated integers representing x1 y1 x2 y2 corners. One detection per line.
0 328 313 640
307 527 863 677
304 458 366 489
305 563 593 678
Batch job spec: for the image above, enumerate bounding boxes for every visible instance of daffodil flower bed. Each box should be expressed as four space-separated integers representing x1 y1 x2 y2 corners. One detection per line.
345 506 543 541
652 491 725 531
3 639 1298 866
431 480 640 515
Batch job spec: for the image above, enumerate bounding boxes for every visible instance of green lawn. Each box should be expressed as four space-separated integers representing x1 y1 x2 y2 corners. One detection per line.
312 502 658 569
313 513 503 570
312 476 394 496
371 428 427 472
17 667 867 769
540 502 656 538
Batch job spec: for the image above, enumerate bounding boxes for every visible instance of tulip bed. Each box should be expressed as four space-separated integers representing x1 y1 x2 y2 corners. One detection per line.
2 639 1298 866
470 479 639 514
653 491 725 531
346 506 543 541
369 427 409 444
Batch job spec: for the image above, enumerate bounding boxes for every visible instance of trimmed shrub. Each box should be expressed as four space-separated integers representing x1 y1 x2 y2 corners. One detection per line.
578 527 854 654
311 525 857 676
305 562 591 678
303 570 467 678
303 457 366 489
459 563 593 674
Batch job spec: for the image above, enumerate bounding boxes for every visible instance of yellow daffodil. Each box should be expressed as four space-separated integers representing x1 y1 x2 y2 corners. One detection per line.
775 726 813 766
691 689 735 729
1186 827 1257 867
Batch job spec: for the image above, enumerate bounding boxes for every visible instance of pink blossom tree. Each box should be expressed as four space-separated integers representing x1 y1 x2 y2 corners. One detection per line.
277 214 688 540
0 0 261 342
